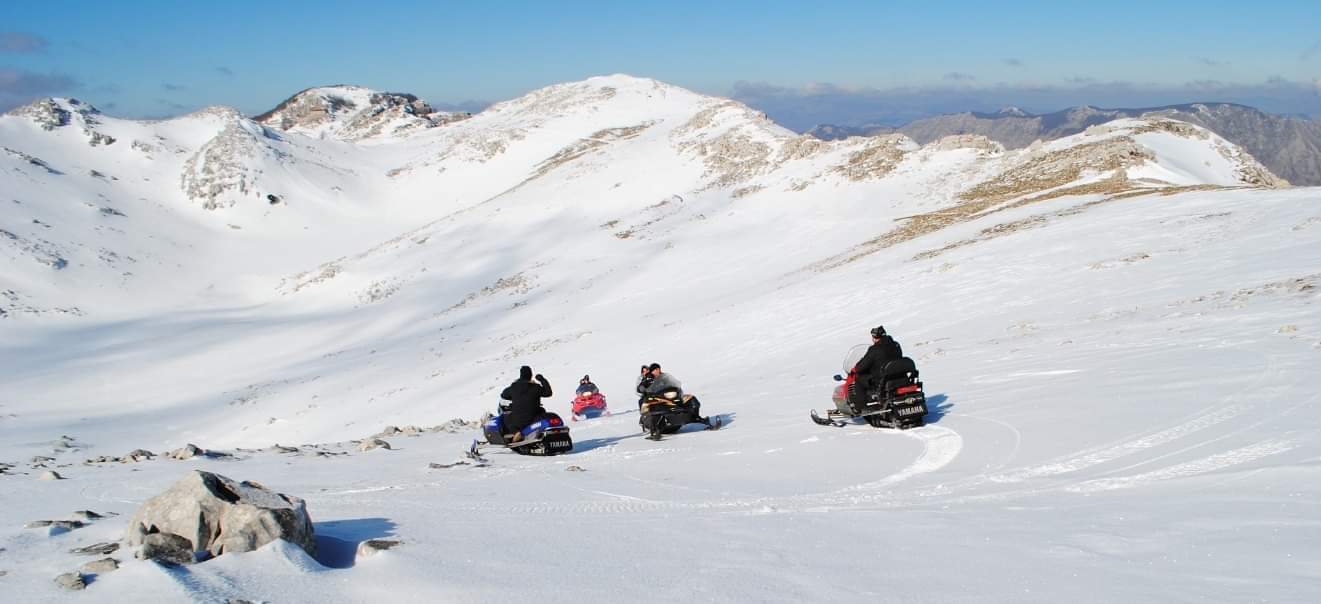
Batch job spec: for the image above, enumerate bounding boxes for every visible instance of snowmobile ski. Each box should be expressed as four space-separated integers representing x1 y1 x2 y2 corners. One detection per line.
810 409 847 427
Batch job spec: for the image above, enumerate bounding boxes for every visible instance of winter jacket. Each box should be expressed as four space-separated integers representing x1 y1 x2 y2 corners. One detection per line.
853 336 903 386
501 375 553 432
640 372 683 398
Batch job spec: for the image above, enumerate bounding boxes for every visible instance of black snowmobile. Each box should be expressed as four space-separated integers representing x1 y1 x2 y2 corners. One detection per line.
811 344 928 429
637 381 721 441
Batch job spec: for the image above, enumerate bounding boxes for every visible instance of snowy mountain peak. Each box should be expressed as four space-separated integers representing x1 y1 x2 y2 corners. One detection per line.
5 97 118 147
7 97 101 129
254 85 469 141
997 105 1030 117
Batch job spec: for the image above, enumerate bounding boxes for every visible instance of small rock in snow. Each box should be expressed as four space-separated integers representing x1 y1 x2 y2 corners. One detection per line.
26 520 84 530
358 438 391 452
269 444 299 454
355 539 401 559
72 510 108 521
80 557 119 574
565 465 587 472
126 449 155 461
31 455 56 464
71 542 120 555
168 444 204 460
39 470 65 480
54 571 86 590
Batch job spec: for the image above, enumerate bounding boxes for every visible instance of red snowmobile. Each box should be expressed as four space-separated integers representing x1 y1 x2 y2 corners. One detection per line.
811 344 928 429
570 381 609 421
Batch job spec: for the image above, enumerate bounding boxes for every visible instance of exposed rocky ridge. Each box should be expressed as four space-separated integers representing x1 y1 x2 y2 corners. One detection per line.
6 97 117 146
180 119 288 210
811 102 1318 185
255 85 470 141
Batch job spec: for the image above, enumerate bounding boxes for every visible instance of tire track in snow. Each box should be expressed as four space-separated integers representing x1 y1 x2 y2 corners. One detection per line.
407 427 964 516
1064 438 1298 493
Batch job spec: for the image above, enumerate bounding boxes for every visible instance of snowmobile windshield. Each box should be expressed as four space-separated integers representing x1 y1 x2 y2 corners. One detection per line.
576 384 598 395
843 344 869 373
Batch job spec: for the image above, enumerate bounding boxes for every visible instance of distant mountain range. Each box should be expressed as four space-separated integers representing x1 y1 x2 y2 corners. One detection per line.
808 103 1321 185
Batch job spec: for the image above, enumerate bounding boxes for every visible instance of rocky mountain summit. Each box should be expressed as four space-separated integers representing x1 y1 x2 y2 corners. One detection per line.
254 85 471 141
811 102 1321 185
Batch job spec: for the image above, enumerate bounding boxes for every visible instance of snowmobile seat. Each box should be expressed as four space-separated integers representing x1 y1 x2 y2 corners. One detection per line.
880 357 919 392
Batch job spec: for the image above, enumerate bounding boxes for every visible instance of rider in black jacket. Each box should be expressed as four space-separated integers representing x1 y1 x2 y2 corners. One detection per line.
501 366 552 436
853 326 903 395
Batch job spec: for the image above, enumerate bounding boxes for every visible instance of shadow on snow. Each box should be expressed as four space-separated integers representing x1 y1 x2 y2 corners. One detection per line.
313 517 398 569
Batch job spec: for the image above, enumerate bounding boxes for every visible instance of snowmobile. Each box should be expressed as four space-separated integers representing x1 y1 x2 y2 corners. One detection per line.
471 402 574 457
811 344 928 429
637 385 721 441
570 384 609 421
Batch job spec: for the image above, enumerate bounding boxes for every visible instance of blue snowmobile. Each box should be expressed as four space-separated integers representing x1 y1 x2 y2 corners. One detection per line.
470 402 574 457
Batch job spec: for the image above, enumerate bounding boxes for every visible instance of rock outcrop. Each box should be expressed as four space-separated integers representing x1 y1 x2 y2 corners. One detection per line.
255 85 469 141
125 470 316 559
812 102 1317 185
81 557 119 574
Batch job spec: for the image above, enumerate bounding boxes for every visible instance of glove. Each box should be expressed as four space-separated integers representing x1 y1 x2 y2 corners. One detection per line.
535 374 548 384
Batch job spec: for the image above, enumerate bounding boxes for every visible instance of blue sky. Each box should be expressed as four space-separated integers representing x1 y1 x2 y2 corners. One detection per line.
2 0 1318 127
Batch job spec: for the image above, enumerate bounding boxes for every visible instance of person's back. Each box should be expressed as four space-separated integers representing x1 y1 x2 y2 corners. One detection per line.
501 366 552 434
853 326 903 391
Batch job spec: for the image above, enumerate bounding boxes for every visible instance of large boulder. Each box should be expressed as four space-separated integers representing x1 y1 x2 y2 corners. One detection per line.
125 471 316 559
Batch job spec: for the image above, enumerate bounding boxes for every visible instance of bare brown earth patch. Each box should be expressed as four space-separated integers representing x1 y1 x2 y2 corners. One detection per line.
526 122 654 183
911 184 1229 261
831 134 911 181
803 134 1243 273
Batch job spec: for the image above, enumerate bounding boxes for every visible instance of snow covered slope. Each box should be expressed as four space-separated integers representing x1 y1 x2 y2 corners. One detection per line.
0 74 1317 602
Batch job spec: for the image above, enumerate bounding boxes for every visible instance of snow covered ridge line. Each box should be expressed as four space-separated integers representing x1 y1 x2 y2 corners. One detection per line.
0 74 1292 321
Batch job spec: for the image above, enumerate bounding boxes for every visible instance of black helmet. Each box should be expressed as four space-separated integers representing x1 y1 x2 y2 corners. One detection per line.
870 325 886 338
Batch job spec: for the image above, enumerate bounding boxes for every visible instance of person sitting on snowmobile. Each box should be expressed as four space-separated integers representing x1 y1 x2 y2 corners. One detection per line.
638 362 712 426
576 375 598 395
500 366 553 440
851 326 904 403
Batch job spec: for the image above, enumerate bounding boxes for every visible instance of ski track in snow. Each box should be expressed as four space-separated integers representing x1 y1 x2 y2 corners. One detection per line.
838 425 963 491
1065 438 1299 493
985 353 1278 484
